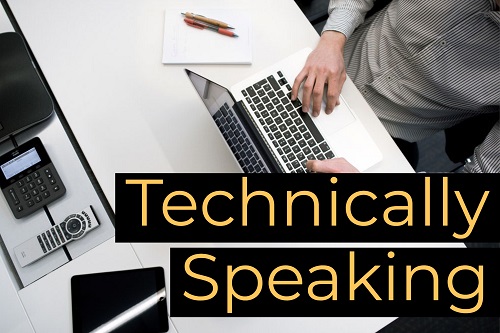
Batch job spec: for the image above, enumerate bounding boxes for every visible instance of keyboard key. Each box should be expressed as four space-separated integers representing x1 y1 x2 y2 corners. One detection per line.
267 75 281 91
291 98 302 108
319 142 331 152
300 112 324 143
246 86 257 97
254 79 267 90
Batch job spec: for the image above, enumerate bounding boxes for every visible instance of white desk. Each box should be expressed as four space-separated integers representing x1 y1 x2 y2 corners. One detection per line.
2 0 416 332
6 0 413 208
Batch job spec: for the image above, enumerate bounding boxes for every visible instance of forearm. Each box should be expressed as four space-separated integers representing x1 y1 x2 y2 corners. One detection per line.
322 0 374 38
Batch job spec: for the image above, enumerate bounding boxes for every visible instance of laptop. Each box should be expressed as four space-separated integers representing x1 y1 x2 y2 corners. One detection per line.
185 48 382 173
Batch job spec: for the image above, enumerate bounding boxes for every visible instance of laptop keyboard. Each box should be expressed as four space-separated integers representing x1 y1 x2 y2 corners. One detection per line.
241 71 334 173
213 103 269 173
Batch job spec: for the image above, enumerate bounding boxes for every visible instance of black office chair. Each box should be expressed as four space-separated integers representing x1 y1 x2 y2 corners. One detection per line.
444 112 499 164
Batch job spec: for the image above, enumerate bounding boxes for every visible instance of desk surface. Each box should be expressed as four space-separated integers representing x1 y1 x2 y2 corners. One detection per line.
3 0 414 332
7 0 413 208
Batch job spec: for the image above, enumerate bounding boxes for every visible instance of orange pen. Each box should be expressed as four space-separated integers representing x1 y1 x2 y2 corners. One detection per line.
184 18 239 38
182 12 235 29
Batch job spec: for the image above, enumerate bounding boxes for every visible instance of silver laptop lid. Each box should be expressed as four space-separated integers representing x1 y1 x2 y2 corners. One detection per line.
185 69 279 173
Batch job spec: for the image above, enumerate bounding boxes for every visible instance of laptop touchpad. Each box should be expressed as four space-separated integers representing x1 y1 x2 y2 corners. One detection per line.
312 97 356 135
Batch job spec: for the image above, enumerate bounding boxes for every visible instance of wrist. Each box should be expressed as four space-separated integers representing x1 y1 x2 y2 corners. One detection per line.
320 30 346 52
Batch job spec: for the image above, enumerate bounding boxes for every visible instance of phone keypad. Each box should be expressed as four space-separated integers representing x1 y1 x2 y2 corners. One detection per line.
3 163 66 219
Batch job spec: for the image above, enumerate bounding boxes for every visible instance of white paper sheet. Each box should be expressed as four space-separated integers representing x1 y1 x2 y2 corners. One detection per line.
162 9 252 64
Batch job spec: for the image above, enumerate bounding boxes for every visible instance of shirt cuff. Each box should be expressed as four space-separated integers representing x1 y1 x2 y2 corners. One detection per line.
322 8 366 39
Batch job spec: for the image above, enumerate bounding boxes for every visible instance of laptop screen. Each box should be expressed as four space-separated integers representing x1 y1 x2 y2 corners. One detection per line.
185 69 276 173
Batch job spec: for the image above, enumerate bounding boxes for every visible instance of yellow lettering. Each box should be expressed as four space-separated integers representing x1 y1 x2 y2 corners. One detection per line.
383 191 413 226
308 265 338 301
202 191 234 226
269 265 302 301
125 179 163 226
346 191 377 226
227 265 263 313
163 191 196 226
406 265 439 300
349 251 381 300
453 191 489 239
448 265 483 314
287 191 319 226
183 254 218 301
242 177 274 226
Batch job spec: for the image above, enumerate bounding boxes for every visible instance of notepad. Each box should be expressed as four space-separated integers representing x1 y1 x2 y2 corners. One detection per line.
162 9 252 64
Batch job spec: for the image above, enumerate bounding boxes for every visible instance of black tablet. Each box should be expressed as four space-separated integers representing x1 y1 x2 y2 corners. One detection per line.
71 267 169 333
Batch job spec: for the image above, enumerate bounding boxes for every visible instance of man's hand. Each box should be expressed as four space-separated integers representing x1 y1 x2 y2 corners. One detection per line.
291 31 347 117
306 157 360 173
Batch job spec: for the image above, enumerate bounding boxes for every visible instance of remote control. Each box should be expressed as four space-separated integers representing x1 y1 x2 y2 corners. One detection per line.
14 206 100 267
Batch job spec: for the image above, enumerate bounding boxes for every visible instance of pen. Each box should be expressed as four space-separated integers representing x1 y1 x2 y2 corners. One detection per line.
182 12 235 29
184 18 239 38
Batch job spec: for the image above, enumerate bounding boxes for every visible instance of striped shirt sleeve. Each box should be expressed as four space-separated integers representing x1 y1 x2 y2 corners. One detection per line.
322 0 374 38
